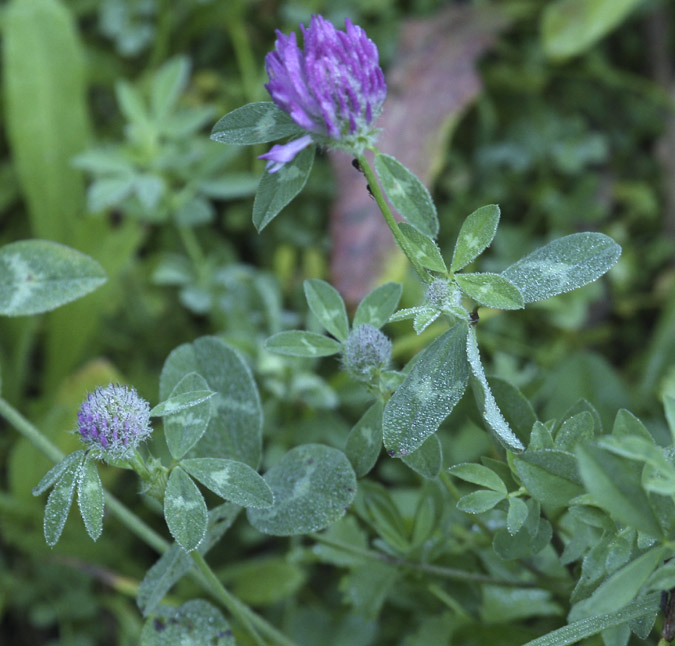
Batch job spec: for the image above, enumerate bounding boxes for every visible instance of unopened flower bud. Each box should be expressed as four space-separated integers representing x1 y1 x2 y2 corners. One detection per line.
425 279 453 309
77 384 152 459
344 324 392 382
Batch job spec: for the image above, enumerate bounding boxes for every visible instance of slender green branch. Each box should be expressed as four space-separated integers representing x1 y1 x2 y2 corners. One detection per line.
0 397 299 646
427 583 472 619
191 552 266 646
148 0 172 70
191 551 300 646
178 225 206 270
356 152 431 283
0 397 64 463
309 531 537 588
227 3 259 105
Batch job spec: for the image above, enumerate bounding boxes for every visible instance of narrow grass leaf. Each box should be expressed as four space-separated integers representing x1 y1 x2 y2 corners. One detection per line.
522 592 660 646
569 546 664 621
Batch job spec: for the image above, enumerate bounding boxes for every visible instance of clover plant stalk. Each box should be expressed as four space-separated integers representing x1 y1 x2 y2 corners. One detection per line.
356 151 431 282
191 551 301 646
309 531 546 588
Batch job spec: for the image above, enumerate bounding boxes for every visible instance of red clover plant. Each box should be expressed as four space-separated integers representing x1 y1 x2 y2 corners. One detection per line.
2 11 674 646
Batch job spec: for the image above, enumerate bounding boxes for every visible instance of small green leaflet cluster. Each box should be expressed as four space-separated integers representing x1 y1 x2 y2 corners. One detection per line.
263 205 621 460
265 278 401 362
33 450 103 546
159 333 359 542
157 337 264 550
386 203 621 456
263 280 446 479
447 396 675 636
33 335 361 551
75 57 259 226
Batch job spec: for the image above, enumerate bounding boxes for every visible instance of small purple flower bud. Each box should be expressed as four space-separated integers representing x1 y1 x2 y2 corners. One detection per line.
260 15 387 172
343 324 392 382
77 384 152 459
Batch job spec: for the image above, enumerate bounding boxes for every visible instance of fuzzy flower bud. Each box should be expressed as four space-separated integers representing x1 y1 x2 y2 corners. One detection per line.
77 384 152 459
343 324 392 382
259 15 387 172
425 279 453 309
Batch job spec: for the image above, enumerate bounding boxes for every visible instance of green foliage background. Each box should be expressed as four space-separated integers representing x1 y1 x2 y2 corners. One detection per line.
1 0 675 644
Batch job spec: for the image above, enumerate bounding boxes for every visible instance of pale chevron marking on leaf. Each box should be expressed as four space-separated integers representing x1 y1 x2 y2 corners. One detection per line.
3 253 45 312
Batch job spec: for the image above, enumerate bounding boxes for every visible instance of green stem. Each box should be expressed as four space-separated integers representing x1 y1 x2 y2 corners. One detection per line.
191 552 266 646
178 225 206 270
8 315 39 405
0 397 299 646
309 532 537 588
356 152 431 283
148 0 172 70
227 6 259 104
0 396 63 463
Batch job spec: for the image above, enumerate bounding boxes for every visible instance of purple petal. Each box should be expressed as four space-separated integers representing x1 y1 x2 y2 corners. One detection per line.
263 15 386 143
258 134 313 173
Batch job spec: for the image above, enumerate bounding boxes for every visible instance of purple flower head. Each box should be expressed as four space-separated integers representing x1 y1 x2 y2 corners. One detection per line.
77 384 152 459
259 15 387 172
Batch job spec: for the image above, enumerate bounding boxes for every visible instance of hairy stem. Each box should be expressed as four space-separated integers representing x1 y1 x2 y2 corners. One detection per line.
191 551 266 646
356 152 431 283
309 531 539 588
